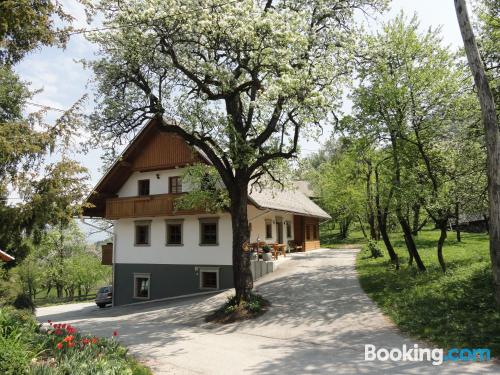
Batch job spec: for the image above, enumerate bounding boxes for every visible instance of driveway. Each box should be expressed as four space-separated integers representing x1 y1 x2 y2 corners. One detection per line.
37 249 499 374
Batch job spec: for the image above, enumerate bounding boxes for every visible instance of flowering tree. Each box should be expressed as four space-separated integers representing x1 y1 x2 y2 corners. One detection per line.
84 0 385 302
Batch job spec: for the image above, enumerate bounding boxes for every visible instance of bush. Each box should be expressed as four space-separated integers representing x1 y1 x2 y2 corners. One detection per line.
206 293 270 323
13 293 35 312
0 307 39 375
366 240 383 258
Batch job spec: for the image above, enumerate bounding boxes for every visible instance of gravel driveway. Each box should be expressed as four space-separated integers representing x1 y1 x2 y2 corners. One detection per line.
36 249 499 374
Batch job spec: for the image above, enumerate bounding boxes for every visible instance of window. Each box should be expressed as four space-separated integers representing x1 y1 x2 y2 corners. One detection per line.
169 176 182 194
133 273 150 299
166 220 183 245
199 218 219 245
199 268 219 289
138 179 150 196
265 220 273 239
286 221 292 238
135 221 151 246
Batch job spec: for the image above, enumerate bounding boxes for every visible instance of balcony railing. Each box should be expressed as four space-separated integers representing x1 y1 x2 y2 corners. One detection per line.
105 194 203 219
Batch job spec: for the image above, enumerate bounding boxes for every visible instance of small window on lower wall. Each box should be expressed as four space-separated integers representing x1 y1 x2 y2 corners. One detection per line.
133 273 150 299
199 268 219 289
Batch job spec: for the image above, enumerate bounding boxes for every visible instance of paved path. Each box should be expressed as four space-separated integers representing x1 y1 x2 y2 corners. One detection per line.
37 249 499 374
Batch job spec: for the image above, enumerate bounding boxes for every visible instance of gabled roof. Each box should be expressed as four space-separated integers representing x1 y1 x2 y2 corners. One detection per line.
83 117 208 217
249 188 331 220
84 117 331 220
0 249 14 262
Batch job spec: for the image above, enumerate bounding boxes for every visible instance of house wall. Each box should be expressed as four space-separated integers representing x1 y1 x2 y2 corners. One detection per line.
247 205 294 244
114 212 233 265
118 168 191 197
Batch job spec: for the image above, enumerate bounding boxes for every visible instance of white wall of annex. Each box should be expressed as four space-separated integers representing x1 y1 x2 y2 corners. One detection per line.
247 205 294 244
118 168 190 197
114 212 233 265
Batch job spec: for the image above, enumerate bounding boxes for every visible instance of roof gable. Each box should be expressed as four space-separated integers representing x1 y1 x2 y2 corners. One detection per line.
84 117 207 216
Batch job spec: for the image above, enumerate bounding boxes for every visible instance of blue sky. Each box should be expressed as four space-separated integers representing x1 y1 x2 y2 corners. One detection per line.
15 0 464 187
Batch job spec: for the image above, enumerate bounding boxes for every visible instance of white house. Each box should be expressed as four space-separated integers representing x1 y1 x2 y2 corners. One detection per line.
84 118 330 306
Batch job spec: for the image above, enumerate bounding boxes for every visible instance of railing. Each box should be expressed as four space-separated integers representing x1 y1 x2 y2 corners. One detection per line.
105 194 203 219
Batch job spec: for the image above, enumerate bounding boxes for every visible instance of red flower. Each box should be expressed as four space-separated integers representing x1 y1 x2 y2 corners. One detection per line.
68 342 75 348
61 323 67 329
63 335 74 343
82 338 91 345
66 326 76 334
48 320 52 324
56 342 63 350
54 329 62 335
92 337 98 344
113 331 118 337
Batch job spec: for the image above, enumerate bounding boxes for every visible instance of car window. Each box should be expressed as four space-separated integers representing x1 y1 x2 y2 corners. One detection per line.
98 287 109 293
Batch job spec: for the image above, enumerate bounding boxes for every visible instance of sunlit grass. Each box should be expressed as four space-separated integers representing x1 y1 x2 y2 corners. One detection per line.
353 229 500 356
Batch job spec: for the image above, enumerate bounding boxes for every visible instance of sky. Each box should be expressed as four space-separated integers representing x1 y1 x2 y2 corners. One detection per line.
13 0 465 240
15 0 465 184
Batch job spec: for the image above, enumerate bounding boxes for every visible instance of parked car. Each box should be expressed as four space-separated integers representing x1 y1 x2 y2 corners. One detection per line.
95 285 113 308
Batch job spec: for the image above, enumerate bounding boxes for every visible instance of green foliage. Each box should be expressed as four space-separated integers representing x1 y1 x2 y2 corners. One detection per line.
0 307 152 375
365 240 383 258
224 293 267 314
175 164 229 213
0 0 72 65
357 230 500 356
0 307 40 375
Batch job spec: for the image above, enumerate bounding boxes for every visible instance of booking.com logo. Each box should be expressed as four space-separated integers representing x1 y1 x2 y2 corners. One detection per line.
365 344 491 366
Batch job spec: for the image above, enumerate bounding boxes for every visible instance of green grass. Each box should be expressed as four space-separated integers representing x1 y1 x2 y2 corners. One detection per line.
354 229 500 356
320 226 367 248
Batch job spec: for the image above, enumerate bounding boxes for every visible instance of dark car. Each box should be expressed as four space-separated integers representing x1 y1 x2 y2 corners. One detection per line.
95 286 113 308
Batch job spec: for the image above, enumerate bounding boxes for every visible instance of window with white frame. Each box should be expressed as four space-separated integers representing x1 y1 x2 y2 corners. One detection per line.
133 273 150 299
199 268 219 289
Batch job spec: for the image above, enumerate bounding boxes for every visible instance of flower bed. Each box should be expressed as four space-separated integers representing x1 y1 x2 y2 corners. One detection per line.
0 306 151 375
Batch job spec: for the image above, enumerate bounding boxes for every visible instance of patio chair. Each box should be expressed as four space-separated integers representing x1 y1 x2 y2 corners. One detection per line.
288 240 303 252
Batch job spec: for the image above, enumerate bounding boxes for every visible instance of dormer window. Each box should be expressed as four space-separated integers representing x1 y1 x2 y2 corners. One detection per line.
138 179 150 196
169 176 182 194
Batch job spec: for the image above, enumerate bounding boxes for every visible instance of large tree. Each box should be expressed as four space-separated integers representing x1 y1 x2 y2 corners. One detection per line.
455 0 500 304
84 0 385 302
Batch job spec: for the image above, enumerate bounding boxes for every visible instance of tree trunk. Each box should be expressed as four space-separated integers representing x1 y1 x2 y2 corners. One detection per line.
455 0 500 306
437 219 447 272
230 181 253 304
365 161 378 240
412 204 421 236
374 167 399 269
389 131 425 271
455 202 461 242
398 210 426 271
358 215 368 239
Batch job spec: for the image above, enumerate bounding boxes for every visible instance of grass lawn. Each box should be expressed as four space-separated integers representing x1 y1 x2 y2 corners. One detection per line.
352 228 500 356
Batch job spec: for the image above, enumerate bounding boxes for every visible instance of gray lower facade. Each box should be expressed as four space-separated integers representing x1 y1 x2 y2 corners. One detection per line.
113 263 234 306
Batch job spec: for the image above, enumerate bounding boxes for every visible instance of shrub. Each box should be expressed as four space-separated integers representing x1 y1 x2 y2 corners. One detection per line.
366 240 383 258
207 293 270 323
262 245 271 253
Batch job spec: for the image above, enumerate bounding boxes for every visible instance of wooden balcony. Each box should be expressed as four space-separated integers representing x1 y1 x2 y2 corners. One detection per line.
105 194 204 219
